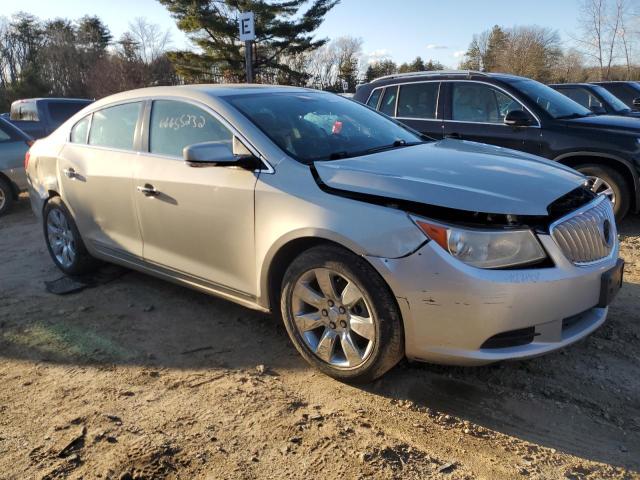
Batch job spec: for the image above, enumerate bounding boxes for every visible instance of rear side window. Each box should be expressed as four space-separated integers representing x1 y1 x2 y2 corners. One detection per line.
70 116 91 144
149 100 232 158
10 101 39 121
88 102 141 151
379 86 398 116
366 89 382 108
48 102 89 124
397 82 439 119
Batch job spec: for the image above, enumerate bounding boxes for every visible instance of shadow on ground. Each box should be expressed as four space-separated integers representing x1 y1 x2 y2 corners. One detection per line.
1 197 639 471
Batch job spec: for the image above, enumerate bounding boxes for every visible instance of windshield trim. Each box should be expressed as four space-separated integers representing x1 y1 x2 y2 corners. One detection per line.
506 78 593 120
222 91 428 165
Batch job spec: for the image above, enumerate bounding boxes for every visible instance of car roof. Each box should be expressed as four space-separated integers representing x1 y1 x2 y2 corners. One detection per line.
365 70 528 86
11 98 93 104
84 84 324 110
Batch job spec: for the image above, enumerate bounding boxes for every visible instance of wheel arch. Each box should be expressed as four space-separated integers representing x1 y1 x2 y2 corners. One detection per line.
554 152 640 212
0 171 19 200
263 235 361 315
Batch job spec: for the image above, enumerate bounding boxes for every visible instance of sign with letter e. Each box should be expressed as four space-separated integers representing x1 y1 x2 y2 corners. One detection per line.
239 12 255 41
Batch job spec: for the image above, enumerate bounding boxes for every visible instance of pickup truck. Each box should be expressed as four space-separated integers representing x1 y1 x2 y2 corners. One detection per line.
9 98 93 139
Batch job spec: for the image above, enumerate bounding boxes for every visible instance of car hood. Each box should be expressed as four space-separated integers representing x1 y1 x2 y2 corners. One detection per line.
313 139 585 216
565 114 640 131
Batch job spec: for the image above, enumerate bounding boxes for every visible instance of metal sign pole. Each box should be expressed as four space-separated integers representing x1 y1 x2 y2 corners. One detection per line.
245 40 253 84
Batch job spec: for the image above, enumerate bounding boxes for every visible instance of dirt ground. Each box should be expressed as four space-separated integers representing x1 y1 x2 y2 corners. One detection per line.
0 195 638 480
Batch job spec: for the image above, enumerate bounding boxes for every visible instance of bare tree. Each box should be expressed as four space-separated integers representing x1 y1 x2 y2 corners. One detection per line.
127 17 171 64
306 36 363 90
617 0 634 79
575 0 626 80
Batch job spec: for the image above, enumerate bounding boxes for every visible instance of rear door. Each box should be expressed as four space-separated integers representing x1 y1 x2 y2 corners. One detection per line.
58 101 143 257
133 99 258 296
442 81 541 154
0 119 29 189
394 81 443 139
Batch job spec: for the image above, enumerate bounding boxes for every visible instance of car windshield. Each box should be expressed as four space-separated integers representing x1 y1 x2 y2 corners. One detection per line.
591 85 631 113
510 78 593 119
225 91 424 163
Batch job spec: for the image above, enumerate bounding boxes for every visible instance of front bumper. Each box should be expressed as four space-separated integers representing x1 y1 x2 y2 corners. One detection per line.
367 234 619 366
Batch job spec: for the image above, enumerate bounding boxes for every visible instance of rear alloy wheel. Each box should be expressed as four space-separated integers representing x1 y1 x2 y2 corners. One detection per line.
281 245 404 383
43 197 99 275
576 164 630 221
0 177 14 216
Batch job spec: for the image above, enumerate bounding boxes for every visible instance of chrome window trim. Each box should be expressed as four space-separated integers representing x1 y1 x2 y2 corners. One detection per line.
64 95 274 174
366 80 442 120
366 79 541 127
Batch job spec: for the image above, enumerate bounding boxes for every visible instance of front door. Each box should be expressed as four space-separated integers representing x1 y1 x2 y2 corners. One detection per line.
59 102 143 257
442 81 541 155
133 99 258 296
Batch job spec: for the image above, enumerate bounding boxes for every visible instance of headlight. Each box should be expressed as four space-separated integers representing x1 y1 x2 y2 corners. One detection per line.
411 216 547 269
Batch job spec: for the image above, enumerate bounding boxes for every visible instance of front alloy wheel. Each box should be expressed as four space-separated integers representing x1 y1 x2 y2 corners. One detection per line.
586 176 616 205
576 164 630 221
291 268 375 368
281 245 404 383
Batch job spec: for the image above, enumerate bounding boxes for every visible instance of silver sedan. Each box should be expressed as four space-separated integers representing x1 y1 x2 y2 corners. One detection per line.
0 117 31 215
26 85 622 382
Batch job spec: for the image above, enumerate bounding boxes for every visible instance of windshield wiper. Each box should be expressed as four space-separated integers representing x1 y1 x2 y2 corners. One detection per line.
324 139 424 162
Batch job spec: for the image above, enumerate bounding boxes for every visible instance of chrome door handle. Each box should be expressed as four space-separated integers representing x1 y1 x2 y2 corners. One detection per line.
136 184 158 197
63 168 78 179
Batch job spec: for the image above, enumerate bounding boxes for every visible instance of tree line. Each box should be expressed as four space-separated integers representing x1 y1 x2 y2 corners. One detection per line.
0 13 179 111
2 0 640 112
459 0 640 82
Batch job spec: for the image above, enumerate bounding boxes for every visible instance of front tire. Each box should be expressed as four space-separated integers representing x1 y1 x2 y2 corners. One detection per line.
280 245 404 383
43 197 98 275
575 164 630 221
0 177 14 216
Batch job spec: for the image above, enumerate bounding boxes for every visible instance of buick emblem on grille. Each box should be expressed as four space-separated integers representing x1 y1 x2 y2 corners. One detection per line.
601 219 612 246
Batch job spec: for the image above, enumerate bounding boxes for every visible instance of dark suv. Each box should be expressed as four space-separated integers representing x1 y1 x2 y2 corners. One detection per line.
592 81 640 111
354 71 640 220
550 83 640 118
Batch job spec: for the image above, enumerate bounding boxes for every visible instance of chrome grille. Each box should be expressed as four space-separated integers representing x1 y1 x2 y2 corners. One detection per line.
550 196 616 265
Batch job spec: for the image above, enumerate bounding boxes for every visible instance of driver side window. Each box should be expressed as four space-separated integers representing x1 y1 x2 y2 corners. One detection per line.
452 83 530 124
149 100 232 158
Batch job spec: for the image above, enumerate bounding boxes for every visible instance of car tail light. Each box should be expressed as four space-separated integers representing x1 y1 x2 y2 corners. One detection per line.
24 150 31 170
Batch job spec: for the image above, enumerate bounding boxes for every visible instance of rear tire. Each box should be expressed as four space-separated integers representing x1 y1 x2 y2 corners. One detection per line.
0 177 14 216
280 245 404 383
575 164 630 221
43 196 99 275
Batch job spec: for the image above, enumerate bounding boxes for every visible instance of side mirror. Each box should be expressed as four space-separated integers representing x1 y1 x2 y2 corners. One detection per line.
183 137 258 169
504 110 531 127
589 104 607 115
633 97 640 108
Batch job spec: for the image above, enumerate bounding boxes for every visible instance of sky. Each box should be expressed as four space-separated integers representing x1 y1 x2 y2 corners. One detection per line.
3 0 584 68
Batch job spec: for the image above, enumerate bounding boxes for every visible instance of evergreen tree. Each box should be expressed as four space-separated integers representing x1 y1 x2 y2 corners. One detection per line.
157 0 338 83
